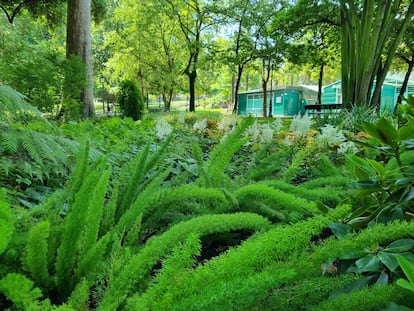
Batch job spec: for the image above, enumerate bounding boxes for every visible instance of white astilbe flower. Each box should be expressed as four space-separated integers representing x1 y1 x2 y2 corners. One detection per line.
316 124 346 147
246 120 275 144
155 117 172 140
247 120 261 142
218 115 237 132
270 118 283 132
289 114 312 137
338 141 358 154
193 118 207 133
260 124 274 143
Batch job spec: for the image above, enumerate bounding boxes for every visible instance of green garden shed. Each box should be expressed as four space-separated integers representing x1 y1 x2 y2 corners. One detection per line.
237 86 318 117
321 78 414 112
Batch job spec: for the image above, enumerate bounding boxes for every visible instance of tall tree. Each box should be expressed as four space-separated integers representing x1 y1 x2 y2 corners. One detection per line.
67 0 94 117
395 23 414 105
0 0 63 24
215 0 278 114
165 0 212 112
340 0 414 108
105 0 184 111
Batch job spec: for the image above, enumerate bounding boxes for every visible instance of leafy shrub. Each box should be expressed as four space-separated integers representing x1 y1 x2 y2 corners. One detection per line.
117 80 144 121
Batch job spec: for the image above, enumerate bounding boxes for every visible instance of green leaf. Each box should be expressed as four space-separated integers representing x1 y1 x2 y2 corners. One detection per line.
364 117 398 146
329 222 351 239
398 255 414 286
398 124 414 140
400 187 414 203
355 254 381 272
396 278 414 292
384 239 414 253
367 159 385 176
376 271 389 284
378 252 399 271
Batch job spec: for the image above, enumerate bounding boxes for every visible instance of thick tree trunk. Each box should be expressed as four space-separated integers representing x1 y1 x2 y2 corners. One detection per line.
66 0 94 117
188 70 196 112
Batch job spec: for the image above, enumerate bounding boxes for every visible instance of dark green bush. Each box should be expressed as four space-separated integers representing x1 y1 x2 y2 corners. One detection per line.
117 80 144 121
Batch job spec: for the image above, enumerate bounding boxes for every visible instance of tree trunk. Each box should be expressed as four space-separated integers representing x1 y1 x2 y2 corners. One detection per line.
317 63 324 105
397 55 414 105
66 0 94 118
188 70 196 112
233 64 244 113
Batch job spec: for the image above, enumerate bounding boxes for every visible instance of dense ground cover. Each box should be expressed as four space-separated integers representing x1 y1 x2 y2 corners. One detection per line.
1 89 414 310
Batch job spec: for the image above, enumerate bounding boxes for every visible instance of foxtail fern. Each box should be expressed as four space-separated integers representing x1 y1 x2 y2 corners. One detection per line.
116 135 173 221
25 220 50 289
234 183 320 222
56 149 111 299
0 188 13 255
99 213 270 310
126 209 347 311
195 117 254 187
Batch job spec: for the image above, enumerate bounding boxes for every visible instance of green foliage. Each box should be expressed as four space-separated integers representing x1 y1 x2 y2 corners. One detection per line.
99 213 270 310
26 220 50 289
397 255 414 293
0 273 50 310
0 189 13 255
55 153 111 298
347 115 414 228
60 55 87 120
234 183 319 222
117 80 144 121
314 284 402 311
195 117 254 187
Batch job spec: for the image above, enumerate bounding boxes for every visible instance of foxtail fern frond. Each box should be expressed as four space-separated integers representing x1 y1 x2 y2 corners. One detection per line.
313 284 401 311
116 135 173 221
99 213 270 310
25 220 50 289
56 153 110 299
282 147 311 183
234 183 320 222
128 211 344 311
0 188 13 255
260 180 348 208
195 117 254 187
116 184 231 242
0 273 48 310
300 176 351 189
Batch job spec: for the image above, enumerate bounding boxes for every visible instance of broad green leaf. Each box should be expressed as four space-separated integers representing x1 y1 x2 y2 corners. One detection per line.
376 271 389 284
396 278 414 292
378 252 399 271
355 254 381 272
329 222 351 239
400 187 414 203
399 125 414 140
375 117 399 146
398 255 414 285
384 239 414 253
367 159 385 176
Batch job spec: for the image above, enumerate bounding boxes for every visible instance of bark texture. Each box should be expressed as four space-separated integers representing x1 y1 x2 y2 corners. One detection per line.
66 0 95 117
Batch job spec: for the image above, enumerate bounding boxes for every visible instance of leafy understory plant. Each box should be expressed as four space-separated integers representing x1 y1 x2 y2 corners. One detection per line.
397 255 414 293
